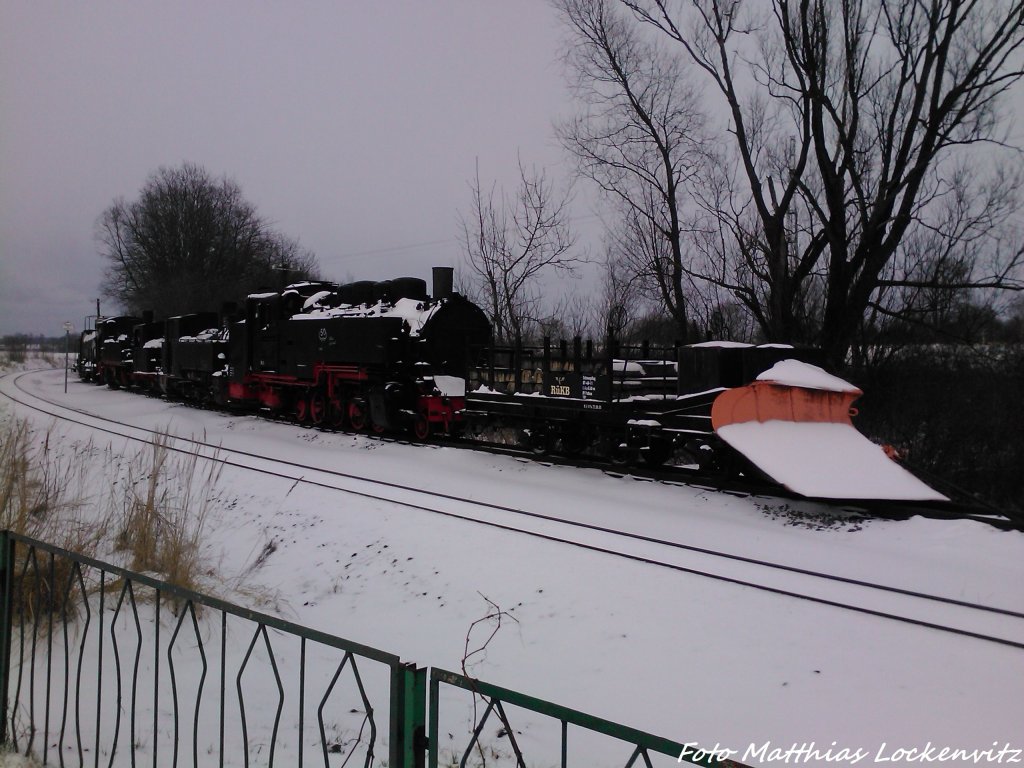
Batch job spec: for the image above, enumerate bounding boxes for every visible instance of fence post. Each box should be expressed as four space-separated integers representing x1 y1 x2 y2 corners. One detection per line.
390 663 427 768
0 531 14 746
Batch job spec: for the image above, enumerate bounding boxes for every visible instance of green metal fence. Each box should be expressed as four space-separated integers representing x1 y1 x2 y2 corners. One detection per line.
0 530 748 767
0 530 425 767
428 668 748 768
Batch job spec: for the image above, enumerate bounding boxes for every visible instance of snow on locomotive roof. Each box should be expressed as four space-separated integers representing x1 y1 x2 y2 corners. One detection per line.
756 359 860 393
302 290 333 310
291 296 443 337
178 329 222 341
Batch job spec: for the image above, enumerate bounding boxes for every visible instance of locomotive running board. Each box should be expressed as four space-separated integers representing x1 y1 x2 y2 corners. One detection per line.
711 360 947 502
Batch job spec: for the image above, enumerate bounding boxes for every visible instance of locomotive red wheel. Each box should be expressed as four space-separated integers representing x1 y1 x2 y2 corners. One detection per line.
328 399 346 429
348 400 367 431
295 397 310 424
371 420 386 434
412 415 430 441
309 391 327 426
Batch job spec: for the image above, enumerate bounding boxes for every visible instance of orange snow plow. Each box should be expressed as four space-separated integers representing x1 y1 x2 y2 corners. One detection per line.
711 360 947 501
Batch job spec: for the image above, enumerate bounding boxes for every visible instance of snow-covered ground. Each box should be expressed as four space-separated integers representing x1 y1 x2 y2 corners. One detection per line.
2 363 1022 766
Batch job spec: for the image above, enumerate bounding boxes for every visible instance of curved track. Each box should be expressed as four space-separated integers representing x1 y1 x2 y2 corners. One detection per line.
4 367 1024 651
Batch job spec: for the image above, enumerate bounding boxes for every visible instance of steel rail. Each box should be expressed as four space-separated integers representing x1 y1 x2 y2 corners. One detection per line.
4 368 1024 652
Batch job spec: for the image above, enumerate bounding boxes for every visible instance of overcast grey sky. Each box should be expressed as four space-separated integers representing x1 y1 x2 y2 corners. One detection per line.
0 1 596 335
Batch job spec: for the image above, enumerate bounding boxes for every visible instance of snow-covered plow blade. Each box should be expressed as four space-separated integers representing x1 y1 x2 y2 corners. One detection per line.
711 360 947 501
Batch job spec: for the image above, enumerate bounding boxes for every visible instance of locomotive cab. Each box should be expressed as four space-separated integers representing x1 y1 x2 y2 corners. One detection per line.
96 316 141 388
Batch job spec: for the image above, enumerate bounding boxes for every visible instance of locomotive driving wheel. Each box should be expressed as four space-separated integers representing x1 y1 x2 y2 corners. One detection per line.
347 400 368 431
295 396 310 424
328 399 346 429
412 414 430 441
309 391 327 426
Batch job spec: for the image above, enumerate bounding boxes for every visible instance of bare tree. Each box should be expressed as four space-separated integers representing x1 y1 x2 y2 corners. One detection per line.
98 163 318 317
555 0 710 343
618 0 1024 364
596 251 646 340
539 291 599 341
459 158 580 345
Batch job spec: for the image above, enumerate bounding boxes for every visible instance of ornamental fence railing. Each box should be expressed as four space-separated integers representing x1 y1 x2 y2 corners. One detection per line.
0 531 748 768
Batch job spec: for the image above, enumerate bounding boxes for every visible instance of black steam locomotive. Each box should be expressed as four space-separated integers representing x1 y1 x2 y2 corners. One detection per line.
80 268 490 440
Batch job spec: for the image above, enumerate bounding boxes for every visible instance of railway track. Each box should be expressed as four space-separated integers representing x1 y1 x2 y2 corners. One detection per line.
428 431 1023 531
3 366 1024 653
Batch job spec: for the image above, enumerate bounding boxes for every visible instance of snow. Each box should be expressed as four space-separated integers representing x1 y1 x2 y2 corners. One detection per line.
142 337 163 349
292 296 441 337
627 419 662 427
612 359 645 373
688 340 754 348
301 289 334 310
432 374 465 397
1 362 1021 766
756 359 862 393
718 420 949 501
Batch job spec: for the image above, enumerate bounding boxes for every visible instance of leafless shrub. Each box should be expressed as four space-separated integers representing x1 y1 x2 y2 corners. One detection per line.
458 594 521 768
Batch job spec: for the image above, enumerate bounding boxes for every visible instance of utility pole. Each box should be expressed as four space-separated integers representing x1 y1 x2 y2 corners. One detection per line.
63 321 73 393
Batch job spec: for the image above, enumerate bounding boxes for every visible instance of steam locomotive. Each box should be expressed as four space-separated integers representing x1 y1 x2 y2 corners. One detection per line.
76 267 944 502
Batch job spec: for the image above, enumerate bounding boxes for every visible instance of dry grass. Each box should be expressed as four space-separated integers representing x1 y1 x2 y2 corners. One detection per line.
115 431 223 601
0 419 105 548
1 418 225 620
0 418 110 624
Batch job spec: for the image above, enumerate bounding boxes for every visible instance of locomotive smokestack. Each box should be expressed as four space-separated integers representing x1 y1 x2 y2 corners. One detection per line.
432 266 454 300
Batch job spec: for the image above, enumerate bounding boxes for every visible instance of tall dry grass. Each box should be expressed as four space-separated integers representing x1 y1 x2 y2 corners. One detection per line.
0 418 111 623
1 418 226 619
0 419 106 550
115 430 223 597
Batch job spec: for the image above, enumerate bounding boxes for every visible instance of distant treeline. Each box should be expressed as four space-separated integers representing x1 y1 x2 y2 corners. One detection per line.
1 334 69 353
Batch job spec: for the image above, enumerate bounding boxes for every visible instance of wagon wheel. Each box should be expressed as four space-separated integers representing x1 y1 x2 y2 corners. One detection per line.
295 396 310 424
640 439 674 467
309 391 327 426
559 426 587 457
347 400 367 431
526 427 554 455
608 440 636 467
412 414 430 441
